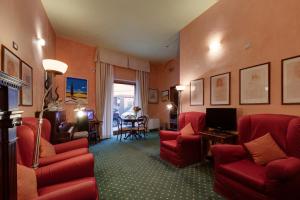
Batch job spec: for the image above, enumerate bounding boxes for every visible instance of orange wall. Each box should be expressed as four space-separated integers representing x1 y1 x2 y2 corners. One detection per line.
0 0 56 116
148 58 180 125
180 0 300 117
55 37 96 122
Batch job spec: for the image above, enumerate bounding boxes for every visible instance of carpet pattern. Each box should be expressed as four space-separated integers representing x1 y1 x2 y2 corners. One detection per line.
90 132 223 200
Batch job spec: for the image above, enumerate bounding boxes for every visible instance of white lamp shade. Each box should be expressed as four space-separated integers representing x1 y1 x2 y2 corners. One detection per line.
176 85 186 91
42 59 68 74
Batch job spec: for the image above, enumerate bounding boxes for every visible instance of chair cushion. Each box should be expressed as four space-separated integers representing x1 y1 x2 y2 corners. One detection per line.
17 164 38 200
40 137 56 158
161 140 178 152
219 159 266 191
244 133 287 165
73 131 89 139
180 123 195 135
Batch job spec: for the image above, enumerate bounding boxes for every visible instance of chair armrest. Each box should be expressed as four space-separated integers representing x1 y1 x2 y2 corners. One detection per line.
39 148 89 167
177 134 201 145
54 138 89 153
266 157 300 181
37 179 98 200
36 153 94 188
159 130 180 141
211 144 248 166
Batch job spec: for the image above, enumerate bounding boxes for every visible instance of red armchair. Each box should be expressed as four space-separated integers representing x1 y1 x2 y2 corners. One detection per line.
211 114 300 200
17 125 99 199
22 117 89 166
159 112 206 167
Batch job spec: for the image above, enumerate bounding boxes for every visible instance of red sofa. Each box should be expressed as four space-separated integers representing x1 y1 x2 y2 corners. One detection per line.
211 114 300 200
22 117 89 166
159 112 206 167
17 125 99 199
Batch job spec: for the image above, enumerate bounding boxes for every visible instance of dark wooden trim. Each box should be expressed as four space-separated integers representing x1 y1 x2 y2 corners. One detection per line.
190 78 204 106
148 88 159 104
281 55 300 105
20 61 33 106
210 72 231 105
114 79 136 85
239 62 271 105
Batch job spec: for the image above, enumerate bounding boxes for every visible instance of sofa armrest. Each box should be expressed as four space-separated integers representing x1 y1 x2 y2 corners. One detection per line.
39 148 89 167
211 144 248 167
177 134 201 145
159 130 180 141
37 179 98 200
36 153 94 188
54 138 89 153
266 157 300 181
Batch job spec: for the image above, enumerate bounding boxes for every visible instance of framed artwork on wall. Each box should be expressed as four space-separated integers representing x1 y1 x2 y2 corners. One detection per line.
210 72 231 105
240 62 270 105
1 45 21 78
66 77 88 104
148 88 158 104
20 61 33 106
161 90 169 102
282 55 300 104
190 78 204 106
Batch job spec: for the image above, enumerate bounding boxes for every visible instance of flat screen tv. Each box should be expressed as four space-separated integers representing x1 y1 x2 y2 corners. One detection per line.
206 108 237 131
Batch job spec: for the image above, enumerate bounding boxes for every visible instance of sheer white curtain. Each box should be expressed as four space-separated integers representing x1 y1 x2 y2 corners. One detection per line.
135 70 149 116
96 61 113 139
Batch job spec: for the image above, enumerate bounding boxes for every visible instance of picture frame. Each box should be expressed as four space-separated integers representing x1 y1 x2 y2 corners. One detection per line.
1 45 21 78
148 88 158 104
20 61 33 106
66 77 88 104
161 90 169 102
282 55 300 104
190 78 204 106
210 72 231 105
240 62 270 105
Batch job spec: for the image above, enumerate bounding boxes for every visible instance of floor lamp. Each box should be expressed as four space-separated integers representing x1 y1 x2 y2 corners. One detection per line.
32 59 68 168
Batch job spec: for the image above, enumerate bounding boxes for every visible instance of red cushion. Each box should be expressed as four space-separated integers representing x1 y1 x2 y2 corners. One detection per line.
161 140 177 152
38 177 96 195
219 159 266 191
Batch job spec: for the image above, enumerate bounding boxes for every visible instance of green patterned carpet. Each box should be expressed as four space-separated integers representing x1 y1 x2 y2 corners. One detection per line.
90 132 223 200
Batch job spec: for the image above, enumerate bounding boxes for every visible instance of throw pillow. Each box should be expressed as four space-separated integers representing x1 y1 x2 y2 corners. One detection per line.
244 133 287 165
40 137 56 158
17 164 38 200
181 123 195 135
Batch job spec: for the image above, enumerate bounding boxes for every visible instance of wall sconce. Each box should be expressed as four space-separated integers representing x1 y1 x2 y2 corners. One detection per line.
209 40 221 53
37 38 46 47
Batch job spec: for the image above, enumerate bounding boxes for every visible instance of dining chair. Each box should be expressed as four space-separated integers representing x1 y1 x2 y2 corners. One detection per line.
135 115 149 138
116 116 131 141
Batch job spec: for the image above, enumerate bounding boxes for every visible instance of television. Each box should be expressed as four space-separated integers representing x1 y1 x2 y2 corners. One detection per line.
86 110 95 121
206 108 237 131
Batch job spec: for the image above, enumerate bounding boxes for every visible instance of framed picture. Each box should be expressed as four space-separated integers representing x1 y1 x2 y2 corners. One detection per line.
161 90 169 102
20 61 33 106
210 72 231 105
190 78 204 106
1 45 21 78
66 77 88 104
148 88 158 104
282 55 300 104
240 62 270 105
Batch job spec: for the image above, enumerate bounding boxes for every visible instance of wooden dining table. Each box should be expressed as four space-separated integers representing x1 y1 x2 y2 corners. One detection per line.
122 117 143 140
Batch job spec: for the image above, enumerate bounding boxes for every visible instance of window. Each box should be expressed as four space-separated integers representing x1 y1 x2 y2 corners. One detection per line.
113 82 135 127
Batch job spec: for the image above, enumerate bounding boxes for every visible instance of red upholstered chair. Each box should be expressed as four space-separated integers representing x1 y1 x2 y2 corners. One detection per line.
159 112 206 167
22 117 89 166
17 125 99 199
211 114 300 200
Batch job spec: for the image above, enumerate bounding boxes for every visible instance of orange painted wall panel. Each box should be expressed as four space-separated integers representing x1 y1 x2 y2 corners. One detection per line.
180 0 300 117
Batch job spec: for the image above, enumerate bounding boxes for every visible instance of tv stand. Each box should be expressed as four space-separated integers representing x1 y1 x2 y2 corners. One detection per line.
200 130 237 144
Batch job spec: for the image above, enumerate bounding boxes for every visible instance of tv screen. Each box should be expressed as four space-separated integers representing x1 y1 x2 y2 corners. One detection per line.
86 110 94 121
206 108 237 131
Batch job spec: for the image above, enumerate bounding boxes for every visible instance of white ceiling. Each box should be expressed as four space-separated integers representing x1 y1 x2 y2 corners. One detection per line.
42 0 217 62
